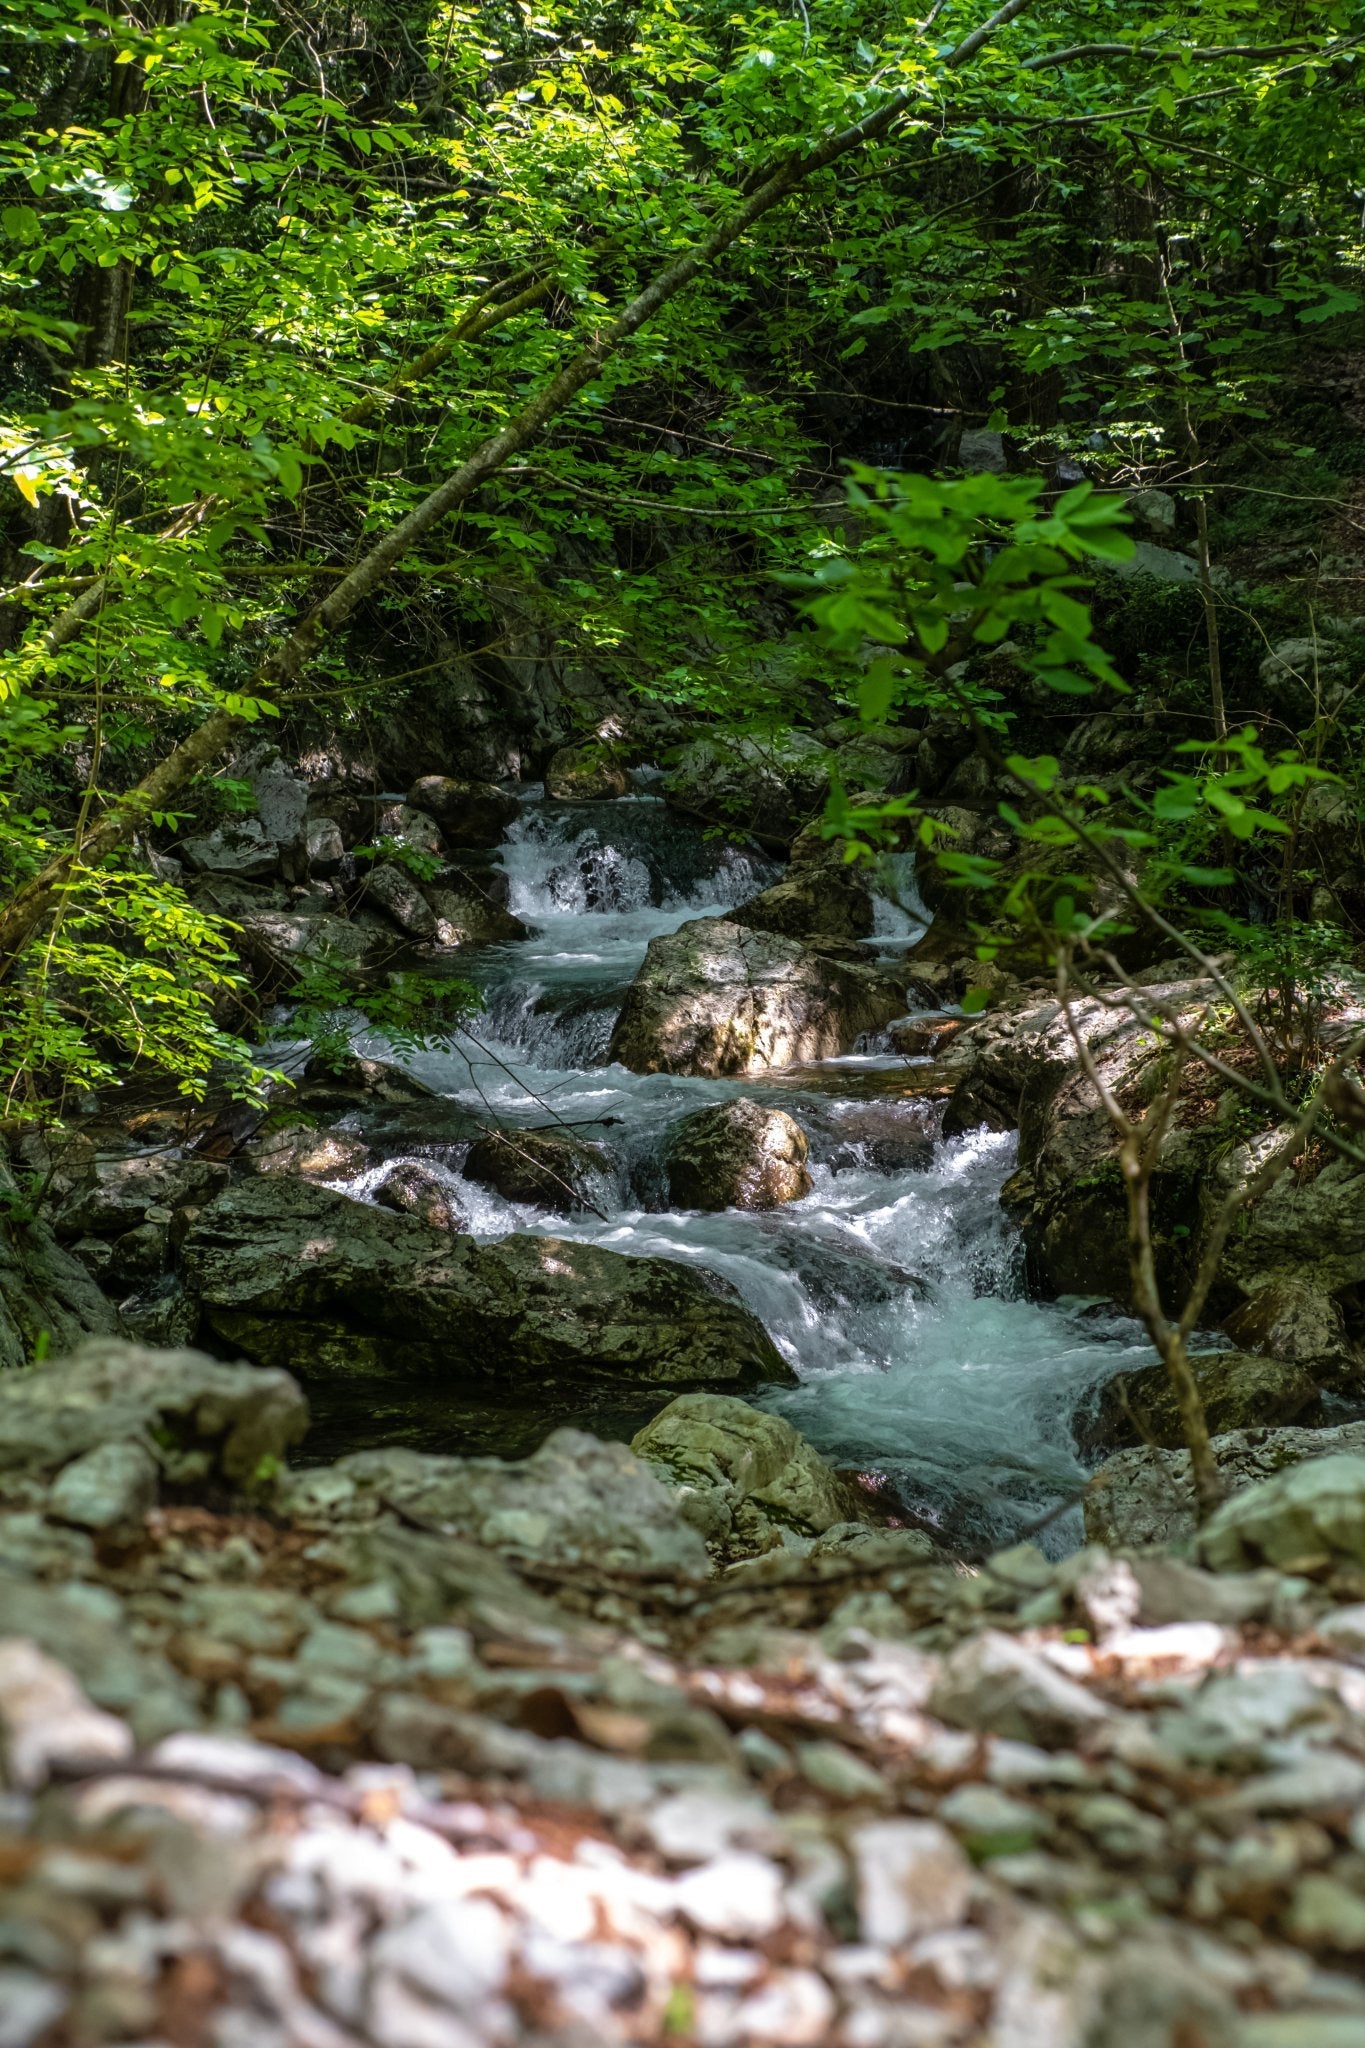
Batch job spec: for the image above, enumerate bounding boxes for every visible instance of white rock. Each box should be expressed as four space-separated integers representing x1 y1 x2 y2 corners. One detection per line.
0 1638 132 1788
646 1787 783 1863
363 1976 487 2048
0 1970 68 2048
732 1966 837 2044
673 1852 787 1939
992 1910 1103 2048
1316 1604 1365 1661
852 1820 971 1947
1222 1751 1365 1816
367 1897 510 2011
928 1631 1114 1747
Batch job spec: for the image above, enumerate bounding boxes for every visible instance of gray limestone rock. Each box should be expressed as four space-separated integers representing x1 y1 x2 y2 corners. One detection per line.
1198 1452 1365 1574
48 1442 158 1539
296 1431 711 1575
631 1394 852 1553
181 1179 794 1392
664 1098 812 1211
609 917 910 1076
1085 1421 1365 1552
0 1338 307 1493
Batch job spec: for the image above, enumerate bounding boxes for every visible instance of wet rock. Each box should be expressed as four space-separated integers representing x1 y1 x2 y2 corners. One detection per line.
1199 1453 1365 1574
928 1631 1114 1747
373 1162 465 1232
299 1432 711 1574
182 1179 794 1392
48 1443 158 1540
0 1640 133 1789
546 742 629 801
406 775 519 848
609 917 910 1076
0 1338 308 1493
53 1151 227 1239
425 884 527 946
888 1012 968 1058
462 1127 609 1214
631 1395 855 1553
296 1053 435 1110
1075 1350 1319 1455
361 861 438 941
664 1098 812 1211
240 1126 373 1182
663 731 830 849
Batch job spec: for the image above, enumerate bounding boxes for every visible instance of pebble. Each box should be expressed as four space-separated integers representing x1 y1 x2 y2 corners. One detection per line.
852 1820 972 1946
673 1853 788 1939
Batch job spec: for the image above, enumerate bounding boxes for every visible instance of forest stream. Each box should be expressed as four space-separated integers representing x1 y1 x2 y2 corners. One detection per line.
313 783 1157 1554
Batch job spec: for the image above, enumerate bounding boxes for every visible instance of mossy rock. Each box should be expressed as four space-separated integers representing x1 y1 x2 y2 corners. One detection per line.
1075 1350 1318 1457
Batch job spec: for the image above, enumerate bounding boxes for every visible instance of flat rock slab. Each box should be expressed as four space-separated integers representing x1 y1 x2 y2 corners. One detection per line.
181 1179 795 1391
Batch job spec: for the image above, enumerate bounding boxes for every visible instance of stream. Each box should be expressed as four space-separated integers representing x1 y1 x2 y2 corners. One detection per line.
341 784 1158 1555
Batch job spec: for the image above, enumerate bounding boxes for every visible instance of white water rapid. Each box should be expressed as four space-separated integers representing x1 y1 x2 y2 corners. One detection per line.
350 786 1158 1553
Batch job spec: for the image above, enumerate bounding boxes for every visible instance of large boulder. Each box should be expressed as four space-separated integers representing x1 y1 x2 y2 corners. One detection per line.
1075 1351 1319 1456
180 1180 794 1392
426 884 526 947
229 906 400 984
0 1168 120 1372
631 1394 856 1554
663 732 830 849
462 1128 610 1215
664 1099 812 1211
406 776 518 849
609 918 910 1076
1084 1420 1365 1552
0 1338 308 1497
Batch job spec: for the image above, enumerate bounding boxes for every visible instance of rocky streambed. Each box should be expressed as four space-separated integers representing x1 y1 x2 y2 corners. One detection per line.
9 775 1365 1552
2 1338 1365 2046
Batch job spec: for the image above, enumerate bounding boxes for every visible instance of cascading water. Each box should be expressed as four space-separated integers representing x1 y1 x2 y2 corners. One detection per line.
349 786 1157 1553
